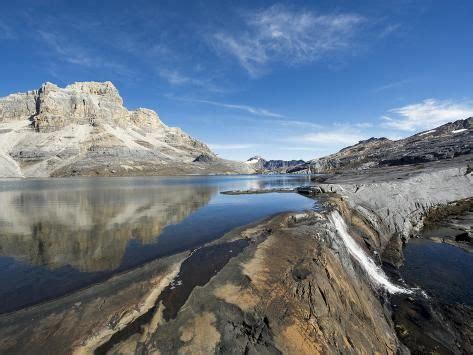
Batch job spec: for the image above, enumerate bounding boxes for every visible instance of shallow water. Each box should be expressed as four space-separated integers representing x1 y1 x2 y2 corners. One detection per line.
400 238 473 305
0 175 316 313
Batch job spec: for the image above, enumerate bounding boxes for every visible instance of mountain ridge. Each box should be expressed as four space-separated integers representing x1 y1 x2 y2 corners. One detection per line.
0 81 253 177
245 156 307 174
309 118 473 173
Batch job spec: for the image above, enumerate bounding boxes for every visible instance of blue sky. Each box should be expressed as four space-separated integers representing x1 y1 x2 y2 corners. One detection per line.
1 0 473 160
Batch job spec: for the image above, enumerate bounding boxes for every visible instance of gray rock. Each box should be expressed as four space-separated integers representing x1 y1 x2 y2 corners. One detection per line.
0 82 254 177
245 156 307 174
309 118 473 173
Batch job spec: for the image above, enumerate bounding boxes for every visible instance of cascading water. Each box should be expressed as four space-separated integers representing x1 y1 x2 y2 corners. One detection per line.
329 211 411 294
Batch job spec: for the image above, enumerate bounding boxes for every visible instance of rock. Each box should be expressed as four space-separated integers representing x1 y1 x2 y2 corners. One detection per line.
193 153 217 163
316 162 473 250
455 231 472 242
245 156 307 174
309 118 473 173
0 82 254 177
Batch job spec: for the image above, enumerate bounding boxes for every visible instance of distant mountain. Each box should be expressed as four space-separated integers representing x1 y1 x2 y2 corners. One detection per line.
0 82 253 177
245 156 307 174
309 117 473 173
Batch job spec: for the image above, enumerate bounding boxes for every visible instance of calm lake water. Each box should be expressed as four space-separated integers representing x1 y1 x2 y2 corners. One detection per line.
0 175 316 313
401 238 473 305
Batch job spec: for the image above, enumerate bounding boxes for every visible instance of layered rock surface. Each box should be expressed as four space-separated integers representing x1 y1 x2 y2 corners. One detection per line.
303 156 473 353
309 118 473 173
0 212 403 354
0 82 253 177
245 155 307 174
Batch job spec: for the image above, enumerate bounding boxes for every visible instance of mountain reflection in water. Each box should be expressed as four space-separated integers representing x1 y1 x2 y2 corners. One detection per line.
0 182 214 272
0 175 315 313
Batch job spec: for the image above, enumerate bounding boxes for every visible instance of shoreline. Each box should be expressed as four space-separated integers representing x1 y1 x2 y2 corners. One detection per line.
0 157 471 353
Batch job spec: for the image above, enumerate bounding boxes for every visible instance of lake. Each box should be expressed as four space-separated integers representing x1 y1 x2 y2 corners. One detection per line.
400 238 473 305
0 175 316 314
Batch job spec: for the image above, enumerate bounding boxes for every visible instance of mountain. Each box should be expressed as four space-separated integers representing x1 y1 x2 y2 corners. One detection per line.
310 118 473 173
245 156 307 174
0 82 253 177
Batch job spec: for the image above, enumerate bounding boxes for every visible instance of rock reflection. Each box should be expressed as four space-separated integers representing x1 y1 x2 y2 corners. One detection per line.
0 180 215 272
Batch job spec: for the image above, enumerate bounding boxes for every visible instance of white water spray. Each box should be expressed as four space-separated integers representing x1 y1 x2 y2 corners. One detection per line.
329 211 411 294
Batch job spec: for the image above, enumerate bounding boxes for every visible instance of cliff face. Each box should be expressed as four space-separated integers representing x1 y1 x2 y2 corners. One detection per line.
245 156 307 174
0 82 253 177
309 118 473 173
302 156 473 353
313 161 473 254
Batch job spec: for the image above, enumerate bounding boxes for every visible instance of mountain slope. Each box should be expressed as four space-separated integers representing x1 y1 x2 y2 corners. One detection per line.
245 156 307 174
0 82 253 177
310 118 473 173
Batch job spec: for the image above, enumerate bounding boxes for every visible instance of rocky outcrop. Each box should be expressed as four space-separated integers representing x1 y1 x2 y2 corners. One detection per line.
0 211 404 354
1 158 471 354
303 157 473 261
0 82 254 177
245 156 307 174
302 155 473 353
309 118 473 173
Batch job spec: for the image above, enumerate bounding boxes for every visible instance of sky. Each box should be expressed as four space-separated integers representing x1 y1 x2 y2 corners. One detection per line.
1 0 473 161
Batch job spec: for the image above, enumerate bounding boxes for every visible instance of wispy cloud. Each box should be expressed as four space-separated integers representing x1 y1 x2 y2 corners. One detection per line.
36 30 136 79
158 68 225 93
378 23 401 38
271 119 322 129
186 98 284 118
208 143 256 150
0 20 16 40
38 30 96 66
298 131 363 145
382 99 473 131
211 5 365 76
158 68 191 85
373 78 410 93
284 146 319 151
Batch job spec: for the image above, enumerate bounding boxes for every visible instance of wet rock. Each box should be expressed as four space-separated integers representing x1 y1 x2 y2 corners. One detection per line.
455 232 472 242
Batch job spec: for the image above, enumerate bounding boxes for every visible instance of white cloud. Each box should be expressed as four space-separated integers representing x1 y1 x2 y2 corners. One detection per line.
158 68 190 85
284 146 318 151
271 119 322 129
38 30 95 66
187 98 284 118
208 143 256 150
280 129 366 160
377 23 401 39
299 131 364 145
0 20 15 40
373 79 410 93
382 99 473 131
158 69 224 92
37 30 135 79
212 5 364 76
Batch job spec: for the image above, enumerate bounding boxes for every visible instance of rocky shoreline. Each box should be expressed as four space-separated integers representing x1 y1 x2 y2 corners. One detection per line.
0 156 471 354
308 156 473 354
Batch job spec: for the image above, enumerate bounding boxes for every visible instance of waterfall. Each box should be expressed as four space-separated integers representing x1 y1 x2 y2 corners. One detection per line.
329 211 411 294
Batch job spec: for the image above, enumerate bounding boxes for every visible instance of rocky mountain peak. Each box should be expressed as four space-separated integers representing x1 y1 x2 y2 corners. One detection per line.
310 117 473 173
246 155 265 163
0 82 253 177
245 155 308 174
64 81 123 104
